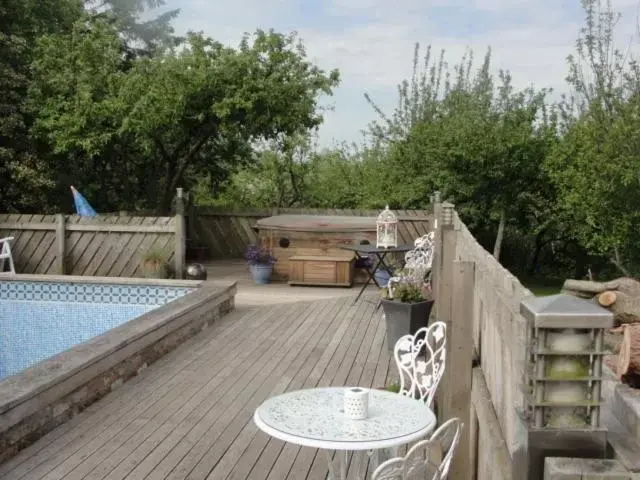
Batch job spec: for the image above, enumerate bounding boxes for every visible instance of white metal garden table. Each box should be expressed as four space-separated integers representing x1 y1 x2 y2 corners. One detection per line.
253 387 436 480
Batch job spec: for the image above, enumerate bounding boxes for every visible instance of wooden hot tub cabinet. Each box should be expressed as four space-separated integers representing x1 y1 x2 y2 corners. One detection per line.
255 215 377 282
288 255 355 287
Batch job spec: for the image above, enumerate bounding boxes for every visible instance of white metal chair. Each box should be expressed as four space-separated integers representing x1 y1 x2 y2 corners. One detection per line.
371 417 463 480
393 321 446 408
387 232 435 298
0 237 15 274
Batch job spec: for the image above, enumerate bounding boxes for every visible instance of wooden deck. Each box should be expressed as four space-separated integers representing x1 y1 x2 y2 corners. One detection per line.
0 293 395 480
205 259 378 306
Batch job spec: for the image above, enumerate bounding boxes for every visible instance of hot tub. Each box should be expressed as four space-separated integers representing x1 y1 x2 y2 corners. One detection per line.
255 215 377 281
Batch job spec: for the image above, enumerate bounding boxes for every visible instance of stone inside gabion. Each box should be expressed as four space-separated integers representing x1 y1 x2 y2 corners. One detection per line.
545 406 588 428
186 263 207 280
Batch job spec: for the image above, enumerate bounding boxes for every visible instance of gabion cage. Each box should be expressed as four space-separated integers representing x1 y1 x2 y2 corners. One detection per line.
520 294 614 429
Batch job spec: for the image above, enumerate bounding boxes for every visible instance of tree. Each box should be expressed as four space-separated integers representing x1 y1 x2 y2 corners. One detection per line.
546 0 640 275
29 20 340 213
365 45 555 261
207 133 317 208
84 0 181 53
0 0 82 212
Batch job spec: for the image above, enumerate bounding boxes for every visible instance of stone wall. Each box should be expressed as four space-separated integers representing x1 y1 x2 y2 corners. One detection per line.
0 283 236 463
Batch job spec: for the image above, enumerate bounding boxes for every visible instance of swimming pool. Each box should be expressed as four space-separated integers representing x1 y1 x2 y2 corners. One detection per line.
0 280 194 379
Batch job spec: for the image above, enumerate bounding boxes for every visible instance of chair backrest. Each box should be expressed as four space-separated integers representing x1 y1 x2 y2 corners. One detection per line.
402 232 435 280
0 237 15 274
371 417 464 480
393 321 446 407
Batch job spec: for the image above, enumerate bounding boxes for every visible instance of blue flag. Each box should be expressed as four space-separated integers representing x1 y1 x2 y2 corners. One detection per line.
70 186 97 217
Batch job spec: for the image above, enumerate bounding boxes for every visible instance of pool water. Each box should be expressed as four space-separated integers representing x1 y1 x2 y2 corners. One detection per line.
0 281 194 380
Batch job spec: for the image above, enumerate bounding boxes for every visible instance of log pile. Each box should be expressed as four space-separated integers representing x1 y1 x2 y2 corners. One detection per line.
562 277 640 387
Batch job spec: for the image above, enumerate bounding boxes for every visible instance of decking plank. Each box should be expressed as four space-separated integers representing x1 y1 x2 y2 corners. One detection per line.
220 297 355 480
269 299 376 480
0 293 395 480
158 299 344 480
38 304 296 480
272 299 377 480
118 300 332 480
193 298 349 480
64 302 300 480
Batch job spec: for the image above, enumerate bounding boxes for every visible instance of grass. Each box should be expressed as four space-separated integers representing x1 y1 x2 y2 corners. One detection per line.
519 276 564 296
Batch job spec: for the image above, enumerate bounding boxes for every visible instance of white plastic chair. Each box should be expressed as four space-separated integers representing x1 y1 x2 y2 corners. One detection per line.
393 321 446 408
387 232 435 298
371 417 463 480
0 237 15 274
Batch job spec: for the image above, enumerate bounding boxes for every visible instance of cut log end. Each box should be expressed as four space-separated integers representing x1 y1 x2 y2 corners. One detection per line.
618 326 631 378
599 291 617 307
617 324 640 381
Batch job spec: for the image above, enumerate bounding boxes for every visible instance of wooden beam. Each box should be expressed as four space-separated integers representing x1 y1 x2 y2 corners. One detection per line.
448 260 475 480
55 214 66 275
0 223 175 233
174 188 186 279
66 224 174 233
434 210 457 424
0 222 55 231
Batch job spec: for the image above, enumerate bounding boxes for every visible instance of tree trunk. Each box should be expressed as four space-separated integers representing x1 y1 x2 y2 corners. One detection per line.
493 208 506 261
527 229 548 276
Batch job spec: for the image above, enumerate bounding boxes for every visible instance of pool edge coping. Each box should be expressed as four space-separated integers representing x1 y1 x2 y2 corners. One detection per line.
0 274 203 288
0 280 237 420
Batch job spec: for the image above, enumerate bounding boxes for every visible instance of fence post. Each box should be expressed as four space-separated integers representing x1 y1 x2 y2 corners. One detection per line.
431 192 443 311
175 188 185 279
434 202 457 423
447 260 475 480
55 214 66 275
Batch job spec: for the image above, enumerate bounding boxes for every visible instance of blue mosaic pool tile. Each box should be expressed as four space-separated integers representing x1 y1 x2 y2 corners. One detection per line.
0 281 198 380
0 301 154 379
0 281 194 305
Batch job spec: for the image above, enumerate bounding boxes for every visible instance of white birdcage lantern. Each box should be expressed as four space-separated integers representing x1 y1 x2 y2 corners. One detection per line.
376 205 398 249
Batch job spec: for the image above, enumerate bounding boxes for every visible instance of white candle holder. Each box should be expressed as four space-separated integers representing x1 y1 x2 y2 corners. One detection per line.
343 387 369 420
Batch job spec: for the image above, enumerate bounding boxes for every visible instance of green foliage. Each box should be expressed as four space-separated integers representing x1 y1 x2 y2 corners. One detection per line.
29 22 339 213
140 244 170 263
393 283 427 303
546 0 640 275
0 0 82 212
5 0 640 280
140 244 171 278
386 381 400 393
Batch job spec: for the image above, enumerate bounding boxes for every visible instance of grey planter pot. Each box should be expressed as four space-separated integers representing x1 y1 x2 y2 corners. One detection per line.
381 299 435 351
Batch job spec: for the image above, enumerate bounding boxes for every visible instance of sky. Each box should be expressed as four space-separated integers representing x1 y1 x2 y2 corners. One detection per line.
155 0 640 148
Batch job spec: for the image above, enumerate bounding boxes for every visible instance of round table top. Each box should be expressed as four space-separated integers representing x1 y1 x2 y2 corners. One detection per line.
253 387 436 451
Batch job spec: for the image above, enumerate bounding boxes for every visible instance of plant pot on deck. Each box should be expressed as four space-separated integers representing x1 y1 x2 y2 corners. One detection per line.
381 299 434 351
250 264 273 285
141 260 168 279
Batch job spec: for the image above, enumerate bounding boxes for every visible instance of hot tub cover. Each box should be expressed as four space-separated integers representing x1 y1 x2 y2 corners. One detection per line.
255 215 377 233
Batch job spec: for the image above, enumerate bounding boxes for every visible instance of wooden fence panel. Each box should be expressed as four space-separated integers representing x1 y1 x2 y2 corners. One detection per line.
0 214 178 277
192 207 434 259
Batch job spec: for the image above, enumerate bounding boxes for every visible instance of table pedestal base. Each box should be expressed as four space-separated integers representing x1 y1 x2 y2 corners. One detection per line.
325 450 380 480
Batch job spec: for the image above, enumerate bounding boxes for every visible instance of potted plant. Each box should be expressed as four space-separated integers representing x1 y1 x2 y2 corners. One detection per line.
245 244 276 284
381 274 434 351
140 246 170 279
